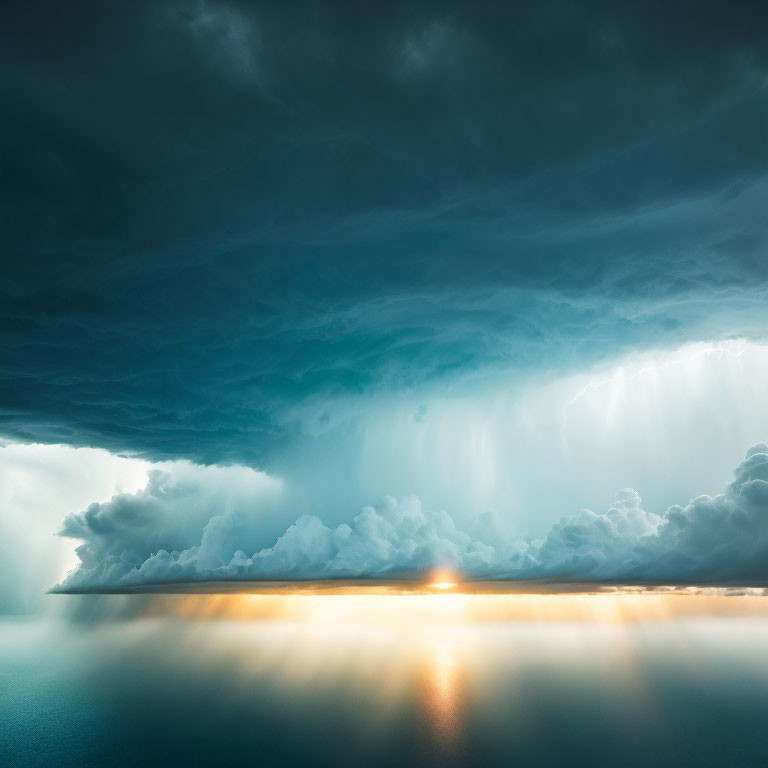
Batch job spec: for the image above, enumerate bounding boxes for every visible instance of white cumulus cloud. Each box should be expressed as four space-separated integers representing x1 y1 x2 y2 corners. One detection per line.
54 443 768 589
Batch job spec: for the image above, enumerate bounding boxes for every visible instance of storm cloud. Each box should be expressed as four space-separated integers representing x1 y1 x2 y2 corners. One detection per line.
4 2 768 597
3 1 768 465
55 442 768 588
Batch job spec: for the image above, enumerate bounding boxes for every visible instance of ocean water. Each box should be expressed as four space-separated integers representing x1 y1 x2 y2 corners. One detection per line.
2 591 768 767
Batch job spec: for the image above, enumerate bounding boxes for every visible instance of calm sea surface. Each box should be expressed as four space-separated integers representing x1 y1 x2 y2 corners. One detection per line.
2 591 768 767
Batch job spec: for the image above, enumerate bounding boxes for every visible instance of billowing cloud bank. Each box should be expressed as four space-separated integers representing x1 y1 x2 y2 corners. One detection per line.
56 444 768 589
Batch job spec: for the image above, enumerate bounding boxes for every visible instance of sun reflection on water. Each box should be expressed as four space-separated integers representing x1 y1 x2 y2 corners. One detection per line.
29 588 768 767
420 637 465 757
56 588 768 730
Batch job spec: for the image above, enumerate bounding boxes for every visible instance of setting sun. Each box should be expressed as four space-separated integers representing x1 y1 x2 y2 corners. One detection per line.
427 569 460 591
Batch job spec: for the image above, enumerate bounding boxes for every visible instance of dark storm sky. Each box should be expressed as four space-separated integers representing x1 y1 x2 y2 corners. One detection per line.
3 0 768 465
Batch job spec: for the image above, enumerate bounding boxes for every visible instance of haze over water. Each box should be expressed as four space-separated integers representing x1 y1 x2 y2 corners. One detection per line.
3 589 768 768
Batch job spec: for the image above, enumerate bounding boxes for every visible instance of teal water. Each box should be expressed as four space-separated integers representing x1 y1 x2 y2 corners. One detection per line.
2 594 768 767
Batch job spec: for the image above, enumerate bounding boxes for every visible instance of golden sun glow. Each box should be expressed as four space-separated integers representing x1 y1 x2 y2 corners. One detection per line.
128 587 768 627
427 569 459 591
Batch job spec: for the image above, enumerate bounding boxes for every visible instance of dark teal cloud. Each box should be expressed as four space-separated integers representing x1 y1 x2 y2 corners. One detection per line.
2 0 768 464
